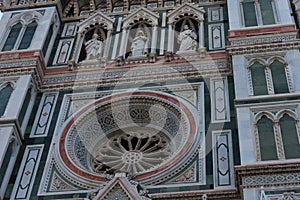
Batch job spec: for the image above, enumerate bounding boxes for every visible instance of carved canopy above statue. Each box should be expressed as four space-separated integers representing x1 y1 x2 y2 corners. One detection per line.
77 11 114 33
167 3 205 25
122 7 159 29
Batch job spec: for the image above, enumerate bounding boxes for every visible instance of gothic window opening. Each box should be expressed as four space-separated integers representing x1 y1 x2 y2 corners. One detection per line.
260 0 276 25
241 0 277 27
2 22 22 51
270 60 289 94
257 115 278 161
0 84 13 117
279 114 300 159
250 61 268 96
174 18 199 52
18 21 38 50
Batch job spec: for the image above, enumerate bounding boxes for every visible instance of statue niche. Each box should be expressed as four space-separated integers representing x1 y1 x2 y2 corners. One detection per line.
130 30 149 57
78 28 106 63
175 19 199 54
85 33 104 60
126 23 151 59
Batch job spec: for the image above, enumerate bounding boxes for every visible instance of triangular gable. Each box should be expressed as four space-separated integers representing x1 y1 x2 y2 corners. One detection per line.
93 174 147 200
167 3 205 24
78 11 114 33
122 7 159 29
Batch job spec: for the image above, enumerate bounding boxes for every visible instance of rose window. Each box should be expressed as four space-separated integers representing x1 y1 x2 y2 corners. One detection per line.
60 91 201 184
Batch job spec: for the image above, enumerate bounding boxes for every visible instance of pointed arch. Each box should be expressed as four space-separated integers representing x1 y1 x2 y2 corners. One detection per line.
64 0 80 17
250 61 268 96
255 111 274 123
122 7 159 29
167 3 205 25
276 109 297 121
248 58 267 68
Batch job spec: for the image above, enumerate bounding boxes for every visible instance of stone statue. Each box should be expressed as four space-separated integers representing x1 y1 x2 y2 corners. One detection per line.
177 25 197 52
131 30 148 57
85 33 103 60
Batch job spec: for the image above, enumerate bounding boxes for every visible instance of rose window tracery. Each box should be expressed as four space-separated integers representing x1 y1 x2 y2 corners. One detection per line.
91 130 172 174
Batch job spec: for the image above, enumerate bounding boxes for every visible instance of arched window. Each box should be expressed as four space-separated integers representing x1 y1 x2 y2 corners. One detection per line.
0 84 13 116
18 21 38 50
250 62 268 96
241 0 276 27
2 22 22 51
260 0 276 25
279 114 300 159
257 116 278 161
242 0 258 27
270 60 289 94
2 21 38 51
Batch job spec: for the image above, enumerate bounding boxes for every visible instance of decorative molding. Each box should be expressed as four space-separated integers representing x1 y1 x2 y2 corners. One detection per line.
228 33 297 47
243 174 300 188
29 92 58 138
210 77 230 123
227 41 300 55
212 130 234 189
209 23 225 50
10 145 44 200
52 39 74 65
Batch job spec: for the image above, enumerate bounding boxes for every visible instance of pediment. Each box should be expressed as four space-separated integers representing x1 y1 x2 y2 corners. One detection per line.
167 3 205 24
122 7 159 29
93 173 150 200
78 11 114 33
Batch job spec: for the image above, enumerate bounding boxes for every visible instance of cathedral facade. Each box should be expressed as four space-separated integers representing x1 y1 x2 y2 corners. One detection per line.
0 0 300 199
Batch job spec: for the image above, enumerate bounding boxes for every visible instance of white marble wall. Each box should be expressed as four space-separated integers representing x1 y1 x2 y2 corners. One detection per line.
232 55 248 99
235 107 256 165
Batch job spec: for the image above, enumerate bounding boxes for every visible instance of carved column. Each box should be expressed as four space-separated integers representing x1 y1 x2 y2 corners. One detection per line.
151 26 158 53
167 24 174 52
103 29 112 59
273 121 285 160
199 20 204 49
